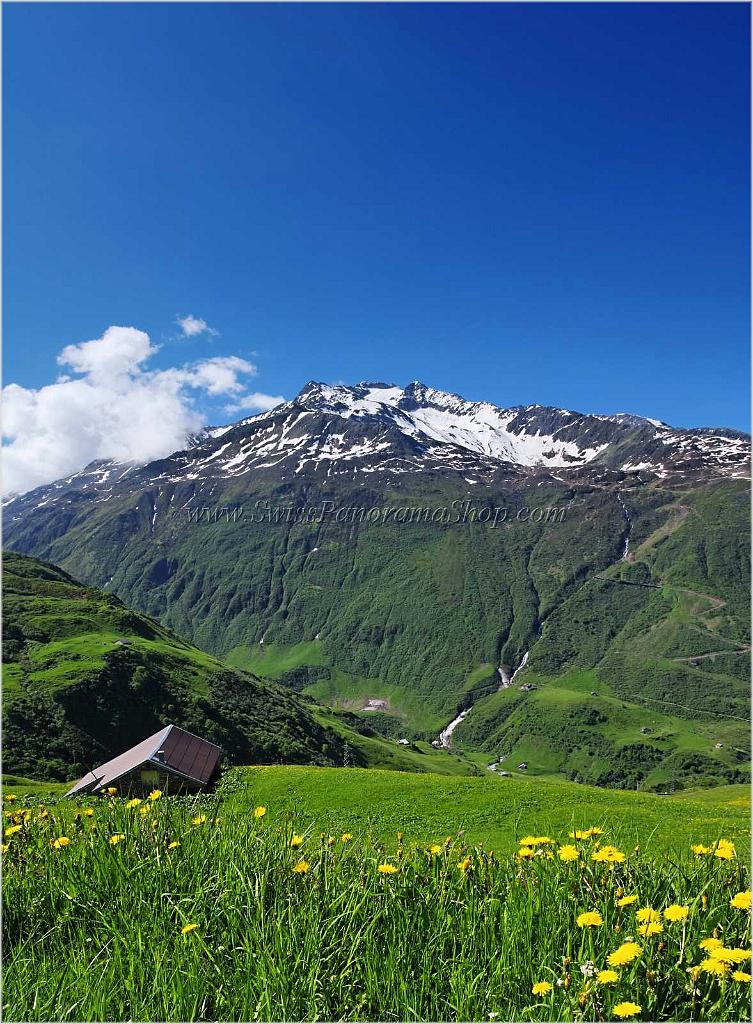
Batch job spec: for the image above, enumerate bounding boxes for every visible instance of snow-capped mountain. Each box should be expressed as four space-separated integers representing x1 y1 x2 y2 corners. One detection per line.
4 381 750 521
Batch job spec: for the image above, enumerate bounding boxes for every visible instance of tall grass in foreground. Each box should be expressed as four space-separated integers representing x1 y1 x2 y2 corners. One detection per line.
2 793 750 1022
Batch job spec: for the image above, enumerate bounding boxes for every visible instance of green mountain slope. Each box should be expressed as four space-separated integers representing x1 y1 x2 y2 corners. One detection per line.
4 471 750 790
3 552 477 781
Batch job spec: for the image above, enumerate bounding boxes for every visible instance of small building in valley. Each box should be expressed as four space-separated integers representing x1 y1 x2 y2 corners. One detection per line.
65 724 222 798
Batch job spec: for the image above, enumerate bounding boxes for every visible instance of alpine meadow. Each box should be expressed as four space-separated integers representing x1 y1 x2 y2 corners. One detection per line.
3 3 751 1022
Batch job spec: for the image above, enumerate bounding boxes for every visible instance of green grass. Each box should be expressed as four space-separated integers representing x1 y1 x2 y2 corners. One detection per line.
216 766 750 857
2 783 750 1022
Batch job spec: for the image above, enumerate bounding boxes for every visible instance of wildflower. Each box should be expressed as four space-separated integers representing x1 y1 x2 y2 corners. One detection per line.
691 843 711 855
731 890 751 911
51 837 71 849
597 969 619 984
292 860 309 874
0 844 7 854
378 863 399 875
713 839 735 860
577 911 603 928
613 1001 641 1019
700 958 729 977
638 922 663 937
457 856 472 871
607 942 643 967
663 904 689 922
429 843 442 855
125 798 141 809
106 787 118 795
4 825 22 837
590 826 604 835
341 833 353 843
708 948 750 965
108 834 125 845
617 894 638 907
532 981 552 996
636 907 659 923
570 829 592 840
82 808 94 817
517 847 534 860
732 971 751 983
253 806 266 819
327 835 336 846
181 923 198 935
148 789 162 801
520 835 553 847
592 845 625 863
167 841 181 850
558 844 579 862
139 804 152 816
191 815 206 826
700 937 724 952
290 834 304 848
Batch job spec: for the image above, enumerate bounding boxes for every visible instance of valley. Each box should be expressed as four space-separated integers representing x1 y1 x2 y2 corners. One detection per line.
2 382 750 792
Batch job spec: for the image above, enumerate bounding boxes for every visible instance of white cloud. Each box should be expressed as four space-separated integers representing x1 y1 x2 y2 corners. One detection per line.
2 324 268 495
225 391 286 415
176 314 218 338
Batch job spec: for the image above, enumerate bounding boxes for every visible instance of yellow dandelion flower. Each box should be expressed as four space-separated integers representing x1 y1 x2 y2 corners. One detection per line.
732 971 751 983
663 904 689 922
457 856 472 871
429 843 443 855
636 907 659 923
691 843 711 855
569 829 592 840
4 825 22 837
0 844 7 854
108 834 125 845
167 841 181 850
577 911 603 928
731 891 751 911
589 826 604 835
51 837 71 849
125 798 141 809
700 957 729 977
638 921 663 937
607 942 643 967
613 1001 641 1018
106 787 118 795
327 835 336 846
531 981 552 996
82 808 94 817
341 833 353 843
617 894 638 907
558 844 579 861
181 923 198 935
700 937 724 951
148 789 162 801
290 834 304 848
191 815 206 826
378 863 398 874
597 969 619 985
5 795 17 803
253 805 267 818
592 845 625 863
709 948 750 965
139 804 152 816
292 860 309 874
517 846 534 860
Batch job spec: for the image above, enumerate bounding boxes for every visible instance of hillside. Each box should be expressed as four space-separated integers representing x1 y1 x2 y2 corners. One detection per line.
3 552 475 780
3 382 750 790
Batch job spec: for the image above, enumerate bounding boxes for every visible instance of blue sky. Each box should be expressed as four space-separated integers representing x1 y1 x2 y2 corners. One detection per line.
5 2 750 443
